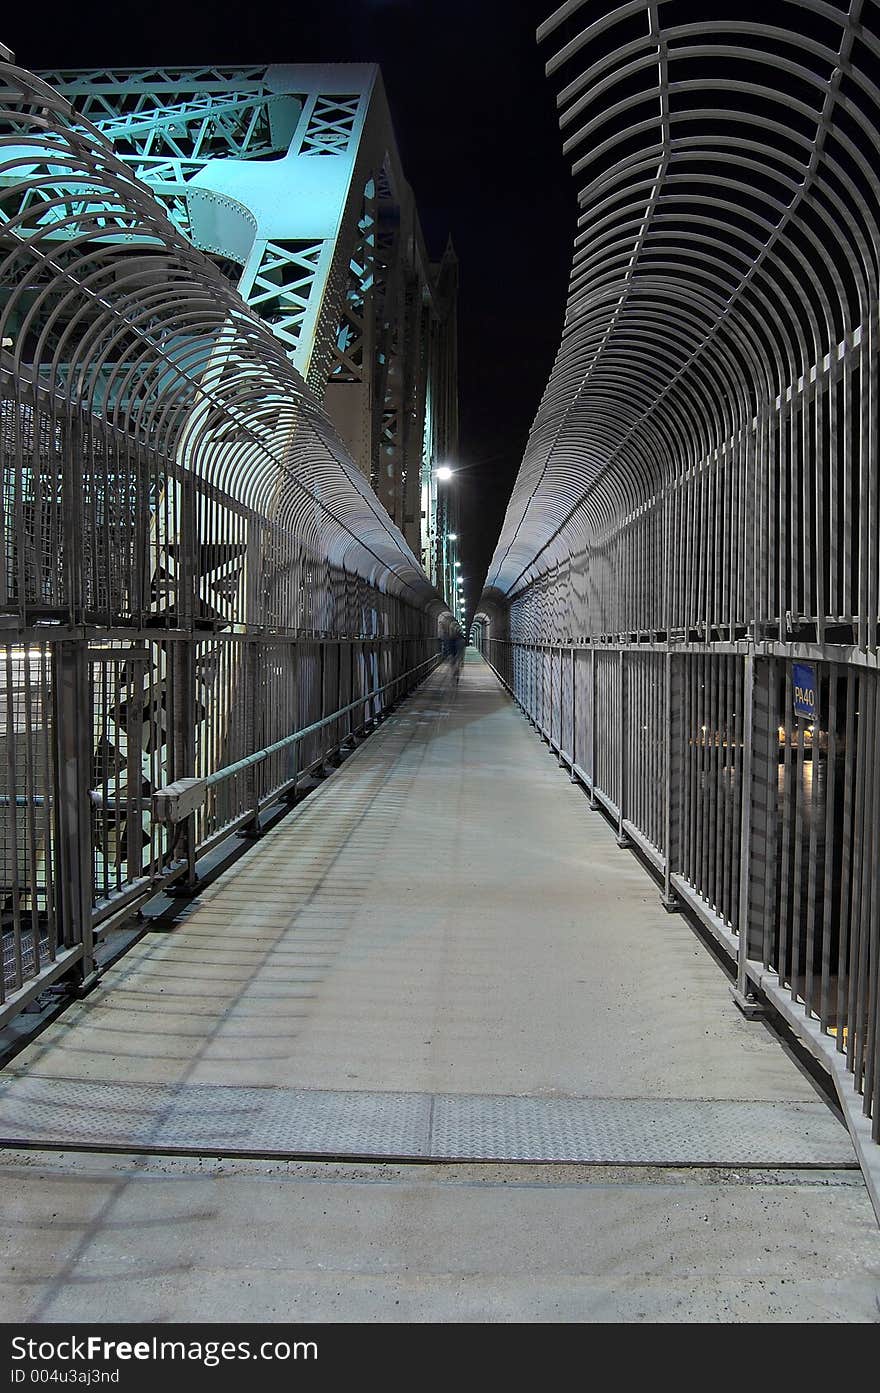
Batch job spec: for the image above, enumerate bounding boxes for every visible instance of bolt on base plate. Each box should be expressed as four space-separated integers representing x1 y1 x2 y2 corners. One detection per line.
730 985 767 1019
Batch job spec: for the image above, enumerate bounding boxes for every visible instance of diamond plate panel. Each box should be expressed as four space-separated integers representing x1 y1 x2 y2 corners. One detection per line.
430 1095 855 1166
0 1076 855 1165
251 1087 430 1155
0 1077 431 1157
0 1077 182 1149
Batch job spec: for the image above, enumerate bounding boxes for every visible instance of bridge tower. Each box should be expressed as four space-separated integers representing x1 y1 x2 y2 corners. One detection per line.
39 61 460 591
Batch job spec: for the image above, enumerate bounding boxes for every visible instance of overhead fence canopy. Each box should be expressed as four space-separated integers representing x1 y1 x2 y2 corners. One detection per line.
482 0 880 648
0 60 446 624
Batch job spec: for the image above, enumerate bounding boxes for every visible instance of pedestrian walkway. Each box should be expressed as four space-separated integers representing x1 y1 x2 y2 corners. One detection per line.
1 650 879 1320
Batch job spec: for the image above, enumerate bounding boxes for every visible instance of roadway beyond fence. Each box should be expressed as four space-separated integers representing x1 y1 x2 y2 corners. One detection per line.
1 651 879 1320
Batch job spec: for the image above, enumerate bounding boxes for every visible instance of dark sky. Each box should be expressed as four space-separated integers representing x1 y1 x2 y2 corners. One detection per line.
5 0 574 611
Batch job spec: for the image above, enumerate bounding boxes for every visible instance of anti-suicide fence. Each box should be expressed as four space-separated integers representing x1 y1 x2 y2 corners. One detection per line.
475 0 880 1144
0 62 445 1026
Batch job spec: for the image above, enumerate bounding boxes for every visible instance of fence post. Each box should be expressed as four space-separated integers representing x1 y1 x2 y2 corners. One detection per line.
124 655 146 883
319 640 338 769
284 640 302 805
589 644 598 809
570 645 577 781
168 639 199 891
347 640 355 745
557 645 564 765
534 644 539 727
240 636 263 838
662 649 682 911
731 649 763 1015
52 638 95 989
169 476 199 893
617 647 630 847
370 639 380 725
336 638 344 750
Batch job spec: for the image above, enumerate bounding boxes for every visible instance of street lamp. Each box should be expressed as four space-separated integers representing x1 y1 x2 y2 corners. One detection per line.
436 465 453 482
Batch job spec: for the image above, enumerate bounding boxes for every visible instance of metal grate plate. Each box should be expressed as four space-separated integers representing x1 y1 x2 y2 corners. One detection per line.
0 1075 855 1165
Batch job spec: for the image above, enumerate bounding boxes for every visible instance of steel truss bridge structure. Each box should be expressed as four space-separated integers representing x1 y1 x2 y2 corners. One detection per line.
475 0 880 1164
32 60 462 603
0 58 453 1025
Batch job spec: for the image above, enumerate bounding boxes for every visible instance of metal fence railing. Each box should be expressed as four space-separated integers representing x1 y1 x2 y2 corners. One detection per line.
476 633 880 1161
474 0 880 1198
0 623 441 1030
0 61 448 1026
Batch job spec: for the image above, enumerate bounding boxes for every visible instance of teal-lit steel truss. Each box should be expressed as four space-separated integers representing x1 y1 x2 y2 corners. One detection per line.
33 63 460 589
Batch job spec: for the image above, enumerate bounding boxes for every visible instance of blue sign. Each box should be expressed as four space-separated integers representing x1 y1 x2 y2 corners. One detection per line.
792 662 817 720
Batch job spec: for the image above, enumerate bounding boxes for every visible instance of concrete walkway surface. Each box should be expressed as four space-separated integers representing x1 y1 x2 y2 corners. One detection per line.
1 651 878 1321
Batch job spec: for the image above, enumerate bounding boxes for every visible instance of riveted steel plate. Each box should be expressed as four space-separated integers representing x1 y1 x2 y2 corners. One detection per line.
0 1076 855 1165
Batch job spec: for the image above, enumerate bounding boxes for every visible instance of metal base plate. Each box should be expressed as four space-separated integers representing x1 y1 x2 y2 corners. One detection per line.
730 985 768 1019
0 1076 855 1165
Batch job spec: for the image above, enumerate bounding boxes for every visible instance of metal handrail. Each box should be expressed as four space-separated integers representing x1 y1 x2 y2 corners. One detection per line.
203 651 442 789
82 652 443 811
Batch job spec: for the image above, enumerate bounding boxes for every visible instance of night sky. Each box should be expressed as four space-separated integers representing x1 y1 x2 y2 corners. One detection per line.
5 0 575 610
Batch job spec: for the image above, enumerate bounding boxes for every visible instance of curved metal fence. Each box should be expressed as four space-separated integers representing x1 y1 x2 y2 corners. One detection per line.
477 0 880 1153
0 62 447 1022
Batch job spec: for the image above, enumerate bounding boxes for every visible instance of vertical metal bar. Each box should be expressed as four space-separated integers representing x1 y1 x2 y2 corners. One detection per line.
707 652 720 916
683 652 695 890
570 645 577 779
52 640 94 982
720 655 735 926
695 651 708 902
170 639 198 887
804 663 822 1017
745 657 771 977
242 637 262 837
662 648 680 910
789 699 807 1005
4 645 23 990
589 644 598 807
41 645 57 966
833 665 855 1052
735 651 755 1002
819 663 837 1031
557 645 564 764
852 675 877 1090
21 648 41 974
778 665 795 988
861 675 880 1115
617 648 628 844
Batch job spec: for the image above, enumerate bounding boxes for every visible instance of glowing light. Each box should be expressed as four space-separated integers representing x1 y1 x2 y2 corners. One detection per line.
436 465 453 481
448 533 458 540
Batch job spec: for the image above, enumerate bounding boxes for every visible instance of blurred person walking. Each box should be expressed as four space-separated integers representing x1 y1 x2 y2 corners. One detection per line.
451 633 465 685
